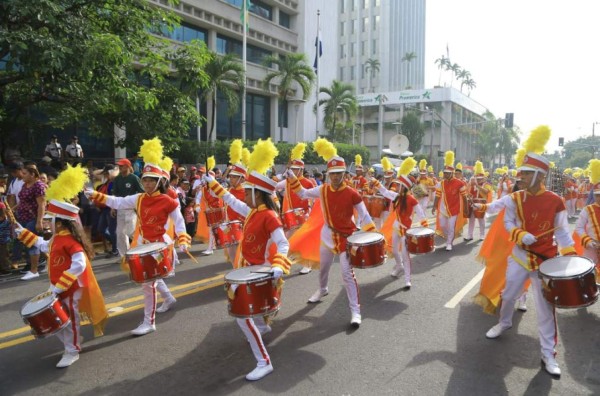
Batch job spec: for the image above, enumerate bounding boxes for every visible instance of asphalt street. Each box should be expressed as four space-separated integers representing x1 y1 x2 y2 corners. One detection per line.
1 217 600 396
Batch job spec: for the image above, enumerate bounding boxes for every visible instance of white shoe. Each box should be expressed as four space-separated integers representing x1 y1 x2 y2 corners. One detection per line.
246 364 273 381
445 244 452 251
299 267 312 274
404 281 412 289
200 250 213 256
20 271 39 281
56 352 79 368
485 323 510 339
39 266 48 274
350 313 362 328
307 288 328 303
156 297 176 313
130 322 156 336
517 300 527 312
259 325 272 336
390 266 403 278
541 355 561 377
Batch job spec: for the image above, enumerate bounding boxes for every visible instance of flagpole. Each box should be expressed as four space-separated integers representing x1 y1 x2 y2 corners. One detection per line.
241 0 248 140
315 9 320 137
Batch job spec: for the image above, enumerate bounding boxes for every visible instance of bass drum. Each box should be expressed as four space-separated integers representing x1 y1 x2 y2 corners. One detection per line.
538 256 599 309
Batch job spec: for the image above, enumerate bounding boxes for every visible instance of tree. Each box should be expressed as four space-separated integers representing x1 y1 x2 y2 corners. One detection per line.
401 111 425 152
317 80 357 140
262 53 315 142
434 55 449 86
0 0 212 155
201 52 245 142
401 52 417 89
445 62 461 88
457 69 471 92
463 77 476 96
365 58 380 93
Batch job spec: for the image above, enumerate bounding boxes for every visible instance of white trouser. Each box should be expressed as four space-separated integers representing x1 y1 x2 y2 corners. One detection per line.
207 227 215 251
374 211 389 230
418 196 429 209
566 199 576 217
56 289 82 354
237 317 270 367
116 209 137 257
438 214 458 245
391 232 411 284
317 245 360 315
141 279 174 325
226 244 238 267
468 214 485 239
499 258 557 358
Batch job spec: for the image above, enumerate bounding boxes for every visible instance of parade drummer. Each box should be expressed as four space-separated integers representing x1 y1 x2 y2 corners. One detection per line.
496 167 512 199
197 157 224 256
86 138 191 336
288 138 376 328
223 140 247 267
351 154 368 193
416 159 434 209
466 161 494 241
204 139 291 381
376 157 396 229
17 164 107 368
575 159 600 266
371 157 428 289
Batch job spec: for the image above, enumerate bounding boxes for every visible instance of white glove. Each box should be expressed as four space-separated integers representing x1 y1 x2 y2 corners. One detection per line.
286 169 296 179
179 244 189 254
521 233 537 246
589 241 599 249
203 174 215 184
13 222 24 236
84 187 94 198
473 203 483 210
48 285 60 296
272 266 284 280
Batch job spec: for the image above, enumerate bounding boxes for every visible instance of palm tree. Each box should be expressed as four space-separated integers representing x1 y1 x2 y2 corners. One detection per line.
463 77 476 96
457 69 471 92
317 80 357 140
401 52 417 88
445 62 461 88
262 53 315 141
434 55 449 86
365 58 380 93
201 52 245 141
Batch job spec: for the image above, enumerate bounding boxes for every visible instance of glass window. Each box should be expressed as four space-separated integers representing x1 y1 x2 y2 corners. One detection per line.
216 92 270 140
375 0 380 6
278 101 288 128
363 0 370 8
362 17 369 32
350 43 355 58
157 23 207 43
340 66 345 81
279 10 290 28
350 66 355 80
340 44 346 59
351 20 356 34
372 39 377 55
249 0 272 20
361 41 366 56
216 34 270 65
341 0 345 13
352 0 357 11
373 15 379 31
340 21 345 36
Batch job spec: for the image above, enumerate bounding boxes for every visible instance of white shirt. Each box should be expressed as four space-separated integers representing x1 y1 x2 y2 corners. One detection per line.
7 178 24 204
65 142 83 158
44 142 62 159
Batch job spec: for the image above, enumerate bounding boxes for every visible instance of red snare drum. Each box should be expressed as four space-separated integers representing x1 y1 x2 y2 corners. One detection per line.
21 292 71 338
347 232 386 268
224 266 281 318
538 256 599 309
205 207 226 227
472 198 487 219
405 227 435 254
363 195 387 218
281 208 307 231
126 242 173 283
212 221 243 249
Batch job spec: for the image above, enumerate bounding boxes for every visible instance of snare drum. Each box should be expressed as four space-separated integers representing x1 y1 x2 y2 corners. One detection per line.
405 227 435 254
205 207 226 227
538 256 599 308
472 198 487 219
281 208 307 231
21 292 71 338
363 195 387 218
212 221 243 249
347 232 386 268
126 242 173 283
224 266 280 318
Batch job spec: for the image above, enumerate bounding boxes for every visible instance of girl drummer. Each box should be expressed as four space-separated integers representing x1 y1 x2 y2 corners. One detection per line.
372 157 428 289
204 139 291 381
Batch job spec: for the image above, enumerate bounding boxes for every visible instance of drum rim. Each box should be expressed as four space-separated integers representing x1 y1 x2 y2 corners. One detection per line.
225 266 273 283
406 227 435 236
20 294 60 317
538 256 595 278
126 241 169 255
347 231 385 244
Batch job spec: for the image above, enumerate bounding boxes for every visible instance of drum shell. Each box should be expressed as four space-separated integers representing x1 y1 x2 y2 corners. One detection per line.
205 208 226 227
225 270 280 318
539 257 599 309
472 198 487 219
21 295 71 338
406 228 435 254
282 208 307 231
212 221 243 249
363 195 387 218
126 244 173 283
347 233 386 269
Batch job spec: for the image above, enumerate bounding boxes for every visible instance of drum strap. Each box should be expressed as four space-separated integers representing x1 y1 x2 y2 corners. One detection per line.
522 248 553 262
328 226 356 239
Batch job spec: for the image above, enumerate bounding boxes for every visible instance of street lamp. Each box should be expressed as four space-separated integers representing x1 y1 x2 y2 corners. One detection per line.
287 98 306 143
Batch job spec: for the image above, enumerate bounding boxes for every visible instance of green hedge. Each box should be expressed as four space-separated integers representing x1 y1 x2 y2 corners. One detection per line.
176 140 371 166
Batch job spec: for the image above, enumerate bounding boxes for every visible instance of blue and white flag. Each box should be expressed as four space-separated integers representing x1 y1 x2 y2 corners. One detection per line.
313 31 323 70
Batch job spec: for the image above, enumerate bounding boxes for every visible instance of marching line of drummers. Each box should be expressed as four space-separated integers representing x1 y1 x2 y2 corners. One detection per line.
14 132 600 381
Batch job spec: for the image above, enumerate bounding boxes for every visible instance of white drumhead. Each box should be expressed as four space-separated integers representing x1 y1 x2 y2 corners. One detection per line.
539 256 594 278
21 293 55 316
225 266 271 283
406 227 434 237
347 231 384 244
127 242 168 255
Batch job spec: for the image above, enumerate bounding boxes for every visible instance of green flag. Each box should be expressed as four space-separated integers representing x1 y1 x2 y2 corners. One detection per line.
240 0 252 32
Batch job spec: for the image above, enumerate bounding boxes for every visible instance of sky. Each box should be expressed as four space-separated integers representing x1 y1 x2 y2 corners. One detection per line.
425 0 600 153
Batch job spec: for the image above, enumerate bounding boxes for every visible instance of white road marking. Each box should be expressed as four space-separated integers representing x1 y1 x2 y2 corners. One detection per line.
444 268 485 308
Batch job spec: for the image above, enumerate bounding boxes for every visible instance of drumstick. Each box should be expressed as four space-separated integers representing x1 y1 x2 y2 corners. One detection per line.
534 227 558 239
185 250 199 264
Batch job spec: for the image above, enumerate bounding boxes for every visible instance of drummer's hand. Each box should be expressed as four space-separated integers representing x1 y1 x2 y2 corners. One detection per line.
271 266 284 280
179 244 189 254
521 233 537 246
589 241 600 249
48 286 61 295
473 203 483 210
84 187 94 198
13 222 24 235
286 169 296 179
203 174 215 184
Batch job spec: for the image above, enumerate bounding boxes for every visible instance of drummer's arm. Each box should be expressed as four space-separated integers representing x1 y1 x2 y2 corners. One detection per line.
275 179 286 192
270 227 291 275
288 176 320 200
207 179 250 217
554 209 576 255
15 229 49 252
168 207 190 244
355 200 376 231
413 202 428 227
101 194 139 210
373 180 398 201
53 251 86 294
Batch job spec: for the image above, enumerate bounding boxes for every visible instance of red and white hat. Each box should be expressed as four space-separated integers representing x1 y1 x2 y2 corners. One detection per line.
518 152 550 174
142 163 164 179
244 171 277 194
47 200 80 221
229 163 247 177
398 175 415 190
593 183 600 195
289 159 305 169
443 165 454 173
355 164 364 171
384 170 395 178
327 156 346 173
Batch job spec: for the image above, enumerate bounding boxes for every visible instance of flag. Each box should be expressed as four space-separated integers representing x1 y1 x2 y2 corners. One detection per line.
446 43 450 60
313 31 323 70
240 0 252 32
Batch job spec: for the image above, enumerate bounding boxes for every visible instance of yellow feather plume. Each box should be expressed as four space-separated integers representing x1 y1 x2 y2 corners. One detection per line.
248 139 279 175
494 167 506 175
159 156 173 174
398 157 416 177
456 162 463 171
510 169 517 177
549 161 555 169
45 164 88 202
572 171 582 179
381 157 393 172
590 159 600 184
419 159 427 171
242 148 251 167
313 138 337 161
485 171 490 177
427 165 433 173
291 142 307 161
139 137 163 165
355 154 362 167
207 156 216 171
229 139 243 164
444 151 454 167
474 161 484 175
523 125 551 154
438 171 443 178
563 168 572 175
503 166 508 172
